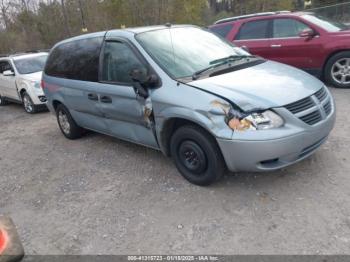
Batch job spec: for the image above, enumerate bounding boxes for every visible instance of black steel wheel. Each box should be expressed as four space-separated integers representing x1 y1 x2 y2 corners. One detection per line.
170 125 226 186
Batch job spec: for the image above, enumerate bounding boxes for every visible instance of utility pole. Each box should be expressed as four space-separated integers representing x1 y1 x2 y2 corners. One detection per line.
60 0 71 37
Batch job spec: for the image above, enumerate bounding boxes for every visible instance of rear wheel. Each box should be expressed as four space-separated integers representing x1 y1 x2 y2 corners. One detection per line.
170 125 226 186
325 51 350 88
0 95 8 106
56 104 84 139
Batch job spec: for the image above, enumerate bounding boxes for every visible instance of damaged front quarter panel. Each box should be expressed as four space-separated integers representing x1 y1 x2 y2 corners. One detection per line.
196 99 236 139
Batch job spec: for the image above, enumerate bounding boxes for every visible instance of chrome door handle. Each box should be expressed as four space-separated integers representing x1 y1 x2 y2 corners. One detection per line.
271 44 282 48
100 96 112 103
87 93 98 101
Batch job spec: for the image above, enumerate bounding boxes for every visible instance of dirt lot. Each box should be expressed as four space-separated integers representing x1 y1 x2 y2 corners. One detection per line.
0 87 350 255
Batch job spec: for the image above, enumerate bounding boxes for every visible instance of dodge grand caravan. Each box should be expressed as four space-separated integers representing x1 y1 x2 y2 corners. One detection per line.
42 25 336 186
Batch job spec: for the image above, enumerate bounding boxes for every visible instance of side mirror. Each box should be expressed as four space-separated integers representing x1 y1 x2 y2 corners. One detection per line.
130 68 160 98
130 69 159 88
3 70 15 76
299 29 317 40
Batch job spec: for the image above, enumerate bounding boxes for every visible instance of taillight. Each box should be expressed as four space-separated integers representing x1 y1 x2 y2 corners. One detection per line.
41 80 45 89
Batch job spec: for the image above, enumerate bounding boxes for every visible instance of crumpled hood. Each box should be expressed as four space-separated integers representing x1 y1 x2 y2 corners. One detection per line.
19 71 42 82
188 61 324 111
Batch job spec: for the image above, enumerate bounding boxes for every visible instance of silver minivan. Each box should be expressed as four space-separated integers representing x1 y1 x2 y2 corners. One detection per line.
42 25 335 185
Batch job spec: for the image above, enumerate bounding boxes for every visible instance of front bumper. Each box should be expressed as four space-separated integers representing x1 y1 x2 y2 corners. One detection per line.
27 88 47 105
217 100 336 172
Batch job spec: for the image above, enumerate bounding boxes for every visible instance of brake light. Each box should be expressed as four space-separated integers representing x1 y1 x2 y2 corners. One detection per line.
0 228 8 254
41 80 45 89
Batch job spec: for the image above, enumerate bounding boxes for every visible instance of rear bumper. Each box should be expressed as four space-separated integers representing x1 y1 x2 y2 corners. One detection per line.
217 105 336 172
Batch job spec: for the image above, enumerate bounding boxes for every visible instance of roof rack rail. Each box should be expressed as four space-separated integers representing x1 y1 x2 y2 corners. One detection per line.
214 10 291 24
0 49 50 58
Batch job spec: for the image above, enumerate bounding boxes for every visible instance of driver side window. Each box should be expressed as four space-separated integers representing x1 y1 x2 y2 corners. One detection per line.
273 18 311 38
0 61 13 74
101 41 147 84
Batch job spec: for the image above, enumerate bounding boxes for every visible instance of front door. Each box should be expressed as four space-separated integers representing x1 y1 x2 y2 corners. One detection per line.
0 60 18 100
98 39 158 149
268 18 323 70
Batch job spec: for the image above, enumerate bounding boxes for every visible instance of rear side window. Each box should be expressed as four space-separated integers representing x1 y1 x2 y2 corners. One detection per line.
45 37 103 82
236 20 270 40
210 24 234 38
273 18 311 38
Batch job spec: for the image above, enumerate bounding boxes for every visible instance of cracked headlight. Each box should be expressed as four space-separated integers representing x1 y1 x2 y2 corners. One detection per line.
228 110 284 131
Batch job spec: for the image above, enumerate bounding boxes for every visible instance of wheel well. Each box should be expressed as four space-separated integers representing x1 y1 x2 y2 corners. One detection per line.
323 49 350 76
52 100 62 111
160 118 216 157
19 89 26 97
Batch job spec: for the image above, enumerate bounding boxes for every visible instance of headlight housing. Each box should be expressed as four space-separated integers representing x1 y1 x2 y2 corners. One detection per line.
31 81 41 89
227 110 284 131
23 80 41 89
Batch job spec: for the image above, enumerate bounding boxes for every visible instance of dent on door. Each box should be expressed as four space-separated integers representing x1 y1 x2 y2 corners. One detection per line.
100 88 159 149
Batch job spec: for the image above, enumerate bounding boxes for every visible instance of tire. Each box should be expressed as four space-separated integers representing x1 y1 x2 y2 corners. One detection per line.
22 92 37 114
325 51 350 88
56 104 84 139
170 125 226 186
0 95 8 106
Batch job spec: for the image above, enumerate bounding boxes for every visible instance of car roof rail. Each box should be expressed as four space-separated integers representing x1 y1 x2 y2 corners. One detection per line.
214 10 291 25
24 49 50 53
6 50 50 58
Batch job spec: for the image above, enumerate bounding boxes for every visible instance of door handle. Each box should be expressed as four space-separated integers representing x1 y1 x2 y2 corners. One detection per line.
87 93 98 101
100 96 112 103
271 44 282 48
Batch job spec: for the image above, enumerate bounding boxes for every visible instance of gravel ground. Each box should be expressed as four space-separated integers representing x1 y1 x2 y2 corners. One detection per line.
0 87 350 255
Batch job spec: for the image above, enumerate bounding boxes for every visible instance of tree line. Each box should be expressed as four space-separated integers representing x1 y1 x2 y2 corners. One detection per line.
0 0 347 54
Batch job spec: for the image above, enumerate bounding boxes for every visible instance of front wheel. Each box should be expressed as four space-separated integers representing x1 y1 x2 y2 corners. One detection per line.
56 104 85 140
22 92 37 114
325 51 350 88
170 125 226 186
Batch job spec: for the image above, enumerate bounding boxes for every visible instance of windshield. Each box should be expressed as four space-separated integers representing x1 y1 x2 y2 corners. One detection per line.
302 14 348 32
13 54 48 74
136 27 250 79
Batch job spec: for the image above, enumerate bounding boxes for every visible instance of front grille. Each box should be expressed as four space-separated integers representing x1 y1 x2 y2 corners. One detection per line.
284 87 332 126
315 87 327 102
285 97 315 114
299 110 322 125
324 100 332 116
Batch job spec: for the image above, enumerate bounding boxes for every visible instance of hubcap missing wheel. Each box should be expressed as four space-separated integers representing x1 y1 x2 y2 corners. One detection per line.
178 141 207 174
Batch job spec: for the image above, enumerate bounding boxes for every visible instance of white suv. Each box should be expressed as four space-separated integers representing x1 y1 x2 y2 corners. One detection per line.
0 52 48 113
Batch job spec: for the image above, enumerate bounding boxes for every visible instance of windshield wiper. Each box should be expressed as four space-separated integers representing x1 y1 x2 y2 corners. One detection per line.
192 55 255 80
209 55 254 65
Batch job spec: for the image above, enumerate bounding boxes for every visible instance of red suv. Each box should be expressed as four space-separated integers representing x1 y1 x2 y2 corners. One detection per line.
209 11 350 88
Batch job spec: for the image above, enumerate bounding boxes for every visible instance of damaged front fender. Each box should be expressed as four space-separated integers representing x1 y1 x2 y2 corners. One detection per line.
154 98 235 155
